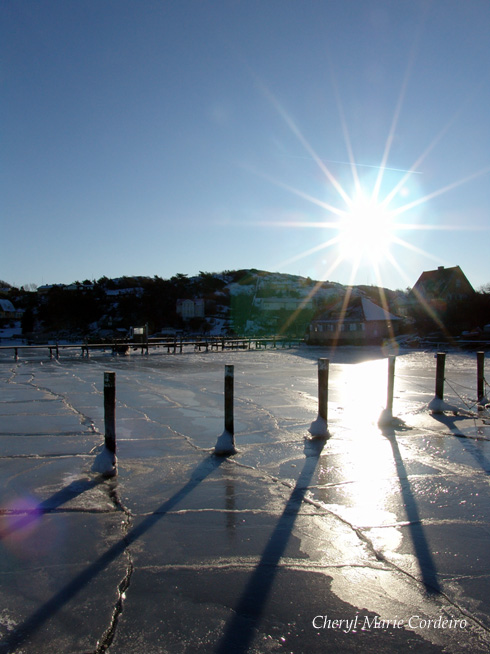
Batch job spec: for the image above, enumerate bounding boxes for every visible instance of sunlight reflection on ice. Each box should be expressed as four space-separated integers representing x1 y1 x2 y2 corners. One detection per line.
337 358 388 427
328 359 401 530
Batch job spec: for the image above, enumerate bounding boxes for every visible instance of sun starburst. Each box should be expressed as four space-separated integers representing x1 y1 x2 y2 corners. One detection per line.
244 68 490 302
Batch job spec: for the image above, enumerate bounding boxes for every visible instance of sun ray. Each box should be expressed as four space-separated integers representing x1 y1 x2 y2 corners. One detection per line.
328 58 362 194
278 254 349 336
381 78 489 208
386 251 456 341
391 166 490 217
276 235 341 269
393 223 489 232
322 252 350 283
372 9 426 201
390 235 446 264
381 115 461 208
370 261 398 343
255 79 354 206
372 54 415 201
331 283 357 351
247 220 341 230
240 163 348 217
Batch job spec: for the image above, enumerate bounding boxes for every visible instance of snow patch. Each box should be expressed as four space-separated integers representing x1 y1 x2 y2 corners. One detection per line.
214 430 236 455
308 415 330 439
428 397 459 415
378 408 394 427
92 445 117 477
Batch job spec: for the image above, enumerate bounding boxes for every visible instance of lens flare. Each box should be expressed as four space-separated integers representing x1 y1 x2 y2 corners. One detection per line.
0 496 42 552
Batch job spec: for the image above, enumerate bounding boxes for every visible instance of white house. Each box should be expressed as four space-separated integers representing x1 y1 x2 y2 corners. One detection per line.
176 298 205 320
0 299 19 319
309 296 402 344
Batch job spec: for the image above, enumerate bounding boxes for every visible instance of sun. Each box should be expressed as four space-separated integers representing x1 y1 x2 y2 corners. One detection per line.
247 75 490 290
337 191 395 265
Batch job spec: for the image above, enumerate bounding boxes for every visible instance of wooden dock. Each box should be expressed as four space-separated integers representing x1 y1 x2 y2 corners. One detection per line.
0 336 304 360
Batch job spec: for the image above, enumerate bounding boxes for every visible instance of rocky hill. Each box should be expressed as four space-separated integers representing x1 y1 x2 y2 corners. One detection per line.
1 270 407 340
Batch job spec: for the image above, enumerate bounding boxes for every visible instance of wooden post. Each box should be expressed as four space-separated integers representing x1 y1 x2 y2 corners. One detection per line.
318 358 329 424
224 364 234 436
92 371 117 477
104 372 116 456
428 352 448 414
387 355 396 414
378 355 396 426
477 351 485 406
309 358 329 438
215 365 236 455
435 352 446 401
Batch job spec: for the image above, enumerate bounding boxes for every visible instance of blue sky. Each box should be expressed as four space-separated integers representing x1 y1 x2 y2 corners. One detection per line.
2 0 490 291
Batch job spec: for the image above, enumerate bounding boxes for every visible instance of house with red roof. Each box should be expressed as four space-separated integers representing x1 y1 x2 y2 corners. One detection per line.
411 265 475 303
410 265 475 315
308 295 402 345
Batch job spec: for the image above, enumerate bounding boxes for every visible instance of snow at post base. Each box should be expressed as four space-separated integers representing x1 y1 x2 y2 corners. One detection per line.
308 414 329 438
92 445 117 477
214 430 236 455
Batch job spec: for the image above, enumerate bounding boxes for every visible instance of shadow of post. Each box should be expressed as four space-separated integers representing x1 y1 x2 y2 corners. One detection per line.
430 413 490 474
1 454 225 654
214 438 325 654
381 426 441 595
0 478 106 541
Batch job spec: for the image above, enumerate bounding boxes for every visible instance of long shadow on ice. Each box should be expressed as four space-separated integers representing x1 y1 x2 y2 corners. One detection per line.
381 426 441 595
0 477 105 541
430 413 490 474
214 438 325 654
1 454 224 654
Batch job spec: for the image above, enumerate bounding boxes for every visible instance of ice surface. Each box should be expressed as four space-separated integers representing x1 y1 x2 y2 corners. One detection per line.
0 346 489 652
